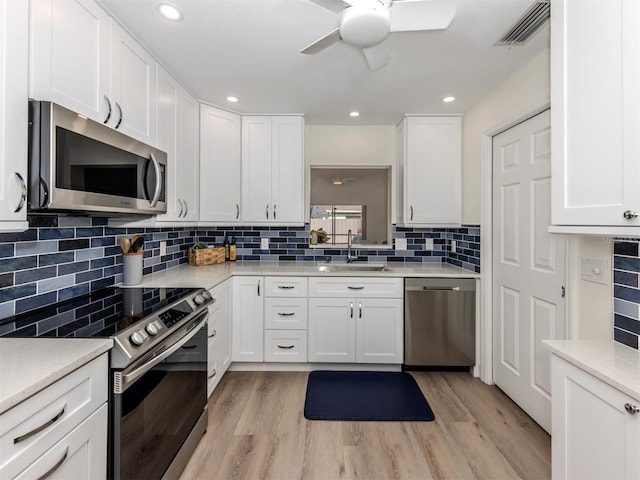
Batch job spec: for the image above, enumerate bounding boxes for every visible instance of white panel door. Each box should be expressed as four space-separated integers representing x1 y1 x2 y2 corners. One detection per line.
0 0 28 230
308 298 355 362
109 21 156 144
356 298 403 364
177 89 200 221
30 0 111 123
271 116 304 223
493 110 566 433
242 116 272 222
199 105 241 222
232 276 264 362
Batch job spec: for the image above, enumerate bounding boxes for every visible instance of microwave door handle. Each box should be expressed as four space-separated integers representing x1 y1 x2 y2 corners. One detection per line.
148 153 162 208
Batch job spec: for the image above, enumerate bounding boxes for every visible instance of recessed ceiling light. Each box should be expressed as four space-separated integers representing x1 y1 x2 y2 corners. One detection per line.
157 3 183 21
227 96 239 103
350 111 360 117
443 96 456 103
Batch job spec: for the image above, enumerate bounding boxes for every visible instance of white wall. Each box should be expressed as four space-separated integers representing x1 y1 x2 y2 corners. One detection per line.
462 48 551 224
305 125 396 223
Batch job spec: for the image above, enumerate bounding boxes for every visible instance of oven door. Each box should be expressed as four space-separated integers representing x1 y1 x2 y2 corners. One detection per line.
111 313 207 480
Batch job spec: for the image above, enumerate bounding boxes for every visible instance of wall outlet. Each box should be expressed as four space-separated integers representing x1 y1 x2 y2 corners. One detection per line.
159 240 167 257
451 240 457 252
425 238 434 251
261 238 269 250
395 238 407 250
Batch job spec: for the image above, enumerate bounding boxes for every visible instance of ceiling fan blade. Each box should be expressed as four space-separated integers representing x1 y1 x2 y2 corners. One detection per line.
362 41 391 70
309 0 353 14
300 27 342 54
390 0 457 32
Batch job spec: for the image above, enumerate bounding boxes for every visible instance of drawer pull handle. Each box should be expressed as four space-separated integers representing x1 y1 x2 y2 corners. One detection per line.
278 285 295 289
625 403 640 414
348 286 364 290
209 329 217 337
181 344 198 350
37 446 69 480
623 210 638 220
208 368 217 379
14 405 66 444
277 345 295 349
278 312 295 317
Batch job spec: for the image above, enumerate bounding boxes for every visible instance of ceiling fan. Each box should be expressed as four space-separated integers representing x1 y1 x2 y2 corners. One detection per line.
301 0 458 70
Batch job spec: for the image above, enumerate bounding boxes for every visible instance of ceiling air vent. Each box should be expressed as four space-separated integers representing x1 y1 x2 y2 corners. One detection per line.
495 0 550 46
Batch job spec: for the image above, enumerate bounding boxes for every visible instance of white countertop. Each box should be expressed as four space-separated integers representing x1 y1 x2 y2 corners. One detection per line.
0 338 113 414
543 340 640 401
136 260 480 290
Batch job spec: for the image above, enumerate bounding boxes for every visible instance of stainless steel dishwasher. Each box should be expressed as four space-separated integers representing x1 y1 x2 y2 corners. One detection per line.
404 278 476 368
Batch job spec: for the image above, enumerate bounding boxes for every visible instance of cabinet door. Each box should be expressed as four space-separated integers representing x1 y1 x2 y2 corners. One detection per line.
30 0 111 124
356 298 403 364
0 0 28 231
155 66 181 221
232 276 264 362
14 404 107 480
242 116 272 222
308 298 355 363
211 278 232 372
551 0 640 227
551 355 640 479
403 116 461 225
177 89 200 221
271 116 304 223
109 21 156 144
199 105 241 222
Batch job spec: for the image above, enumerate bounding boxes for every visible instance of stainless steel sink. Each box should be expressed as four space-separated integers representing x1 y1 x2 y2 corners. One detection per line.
315 262 389 273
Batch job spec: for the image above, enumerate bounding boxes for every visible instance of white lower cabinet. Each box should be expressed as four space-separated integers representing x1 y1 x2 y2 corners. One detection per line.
263 276 308 363
551 354 640 480
308 278 403 364
0 354 108 479
232 276 264 362
207 278 232 396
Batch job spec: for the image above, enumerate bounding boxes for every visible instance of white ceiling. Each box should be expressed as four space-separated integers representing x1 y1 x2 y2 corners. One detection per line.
99 0 549 125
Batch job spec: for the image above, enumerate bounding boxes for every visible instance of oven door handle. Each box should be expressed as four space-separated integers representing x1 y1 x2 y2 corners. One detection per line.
121 314 207 388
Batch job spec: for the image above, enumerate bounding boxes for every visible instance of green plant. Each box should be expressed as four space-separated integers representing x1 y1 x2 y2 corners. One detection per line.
311 228 329 244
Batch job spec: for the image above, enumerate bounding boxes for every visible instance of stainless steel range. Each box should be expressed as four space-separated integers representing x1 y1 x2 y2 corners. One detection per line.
1 286 214 480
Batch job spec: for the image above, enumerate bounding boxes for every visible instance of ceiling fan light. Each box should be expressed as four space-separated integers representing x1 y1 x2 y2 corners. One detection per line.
157 3 183 21
340 5 391 48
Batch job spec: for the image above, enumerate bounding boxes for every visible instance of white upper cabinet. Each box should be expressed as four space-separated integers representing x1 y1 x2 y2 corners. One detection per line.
109 21 156 145
155 66 198 222
200 105 241 223
241 115 304 224
0 0 28 232
550 0 640 232
397 116 462 226
30 0 111 123
30 0 156 145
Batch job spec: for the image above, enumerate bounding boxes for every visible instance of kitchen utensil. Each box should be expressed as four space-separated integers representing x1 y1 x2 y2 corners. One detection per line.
130 235 144 253
119 237 131 254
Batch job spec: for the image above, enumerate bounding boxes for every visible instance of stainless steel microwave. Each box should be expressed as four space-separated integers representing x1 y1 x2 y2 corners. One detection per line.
28 101 167 216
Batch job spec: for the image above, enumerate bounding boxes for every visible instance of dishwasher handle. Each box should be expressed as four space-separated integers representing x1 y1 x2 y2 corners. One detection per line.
405 286 461 292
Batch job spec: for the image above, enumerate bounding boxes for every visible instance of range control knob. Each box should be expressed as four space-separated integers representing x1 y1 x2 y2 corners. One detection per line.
145 322 159 336
193 294 205 306
129 330 148 346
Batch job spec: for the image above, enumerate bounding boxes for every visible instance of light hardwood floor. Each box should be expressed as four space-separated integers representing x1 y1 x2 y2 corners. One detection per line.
180 371 551 480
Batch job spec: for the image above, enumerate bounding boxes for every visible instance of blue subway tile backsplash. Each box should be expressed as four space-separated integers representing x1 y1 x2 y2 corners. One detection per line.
0 215 480 322
613 239 640 349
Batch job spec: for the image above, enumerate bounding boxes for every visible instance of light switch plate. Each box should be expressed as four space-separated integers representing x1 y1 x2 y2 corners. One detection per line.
581 257 607 285
425 238 434 251
261 238 269 250
159 241 167 257
395 238 407 250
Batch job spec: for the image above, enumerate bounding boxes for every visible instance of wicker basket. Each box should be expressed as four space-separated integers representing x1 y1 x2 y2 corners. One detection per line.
188 246 225 266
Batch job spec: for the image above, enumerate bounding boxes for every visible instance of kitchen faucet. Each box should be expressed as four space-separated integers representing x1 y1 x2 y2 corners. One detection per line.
347 229 358 263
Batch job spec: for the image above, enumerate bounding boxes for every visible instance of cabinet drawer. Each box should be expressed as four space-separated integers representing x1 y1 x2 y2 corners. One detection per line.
264 330 308 362
12 403 107 480
0 354 107 476
207 344 221 397
265 277 308 297
308 277 403 298
264 298 308 329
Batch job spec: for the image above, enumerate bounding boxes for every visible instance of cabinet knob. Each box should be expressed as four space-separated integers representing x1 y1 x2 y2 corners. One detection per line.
625 403 640 414
623 210 638 220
